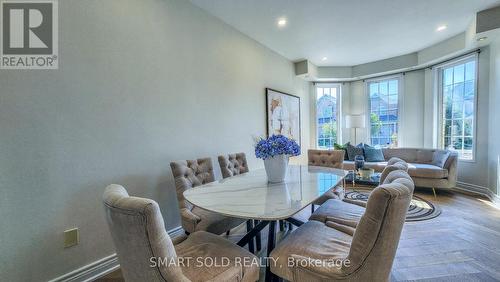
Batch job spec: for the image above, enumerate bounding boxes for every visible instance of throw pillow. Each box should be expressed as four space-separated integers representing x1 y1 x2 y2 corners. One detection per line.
346 143 364 161
432 150 450 168
364 144 385 162
334 143 349 160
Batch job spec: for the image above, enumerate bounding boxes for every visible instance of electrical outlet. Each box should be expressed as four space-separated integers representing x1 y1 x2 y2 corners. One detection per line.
64 228 79 248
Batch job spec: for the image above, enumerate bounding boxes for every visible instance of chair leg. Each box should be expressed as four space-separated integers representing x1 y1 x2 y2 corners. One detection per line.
432 187 437 199
246 220 255 253
311 204 315 213
226 230 230 236
254 220 262 251
279 220 285 231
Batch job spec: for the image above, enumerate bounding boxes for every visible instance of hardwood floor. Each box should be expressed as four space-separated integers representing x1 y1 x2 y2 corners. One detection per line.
98 189 500 282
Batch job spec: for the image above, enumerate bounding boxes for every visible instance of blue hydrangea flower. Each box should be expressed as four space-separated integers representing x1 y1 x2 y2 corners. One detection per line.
255 135 300 160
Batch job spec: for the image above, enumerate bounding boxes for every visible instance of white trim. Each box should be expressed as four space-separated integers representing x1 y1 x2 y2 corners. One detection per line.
49 226 184 282
455 181 491 196
454 182 500 206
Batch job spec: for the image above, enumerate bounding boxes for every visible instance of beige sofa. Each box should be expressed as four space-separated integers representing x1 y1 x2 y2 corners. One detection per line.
343 148 458 190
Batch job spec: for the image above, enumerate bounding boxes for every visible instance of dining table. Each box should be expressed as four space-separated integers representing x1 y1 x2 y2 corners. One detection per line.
183 164 347 281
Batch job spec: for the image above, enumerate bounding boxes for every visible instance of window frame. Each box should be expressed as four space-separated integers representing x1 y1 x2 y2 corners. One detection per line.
365 75 403 147
314 83 342 149
435 54 478 162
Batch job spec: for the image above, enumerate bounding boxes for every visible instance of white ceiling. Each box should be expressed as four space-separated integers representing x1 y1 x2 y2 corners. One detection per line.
190 0 500 66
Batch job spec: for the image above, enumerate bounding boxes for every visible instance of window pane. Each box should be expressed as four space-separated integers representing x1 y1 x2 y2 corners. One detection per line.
452 119 463 136
317 88 323 99
464 137 473 149
444 68 453 85
464 81 474 100
453 64 465 83
388 80 398 94
464 119 473 136
444 137 451 148
388 95 398 109
465 61 475 81
452 101 463 119
453 82 464 101
464 100 474 118
444 92 452 119
452 137 463 150
380 82 388 96
444 119 451 136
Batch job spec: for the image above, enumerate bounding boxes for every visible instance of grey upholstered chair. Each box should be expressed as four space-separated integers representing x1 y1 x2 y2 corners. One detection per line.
170 158 245 235
308 149 345 211
103 184 260 282
270 170 414 281
218 152 249 178
310 158 409 224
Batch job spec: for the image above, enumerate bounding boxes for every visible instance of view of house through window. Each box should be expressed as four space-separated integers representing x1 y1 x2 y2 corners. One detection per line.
438 56 477 160
316 84 340 148
368 78 400 147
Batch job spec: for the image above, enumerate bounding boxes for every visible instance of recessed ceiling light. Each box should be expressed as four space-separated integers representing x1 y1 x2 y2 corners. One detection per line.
322 57 328 61
277 18 287 27
436 25 447 32
477 37 487 41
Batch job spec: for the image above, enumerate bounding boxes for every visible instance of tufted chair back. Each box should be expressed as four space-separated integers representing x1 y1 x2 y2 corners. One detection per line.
380 158 409 184
170 158 215 211
307 149 344 169
103 184 188 282
342 170 414 281
218 153 249 179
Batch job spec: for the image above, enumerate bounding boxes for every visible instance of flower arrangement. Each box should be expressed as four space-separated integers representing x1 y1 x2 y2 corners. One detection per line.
254 135 300 160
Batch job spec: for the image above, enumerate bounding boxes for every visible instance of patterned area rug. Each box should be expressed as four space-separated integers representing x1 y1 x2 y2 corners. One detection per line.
345 190 441 222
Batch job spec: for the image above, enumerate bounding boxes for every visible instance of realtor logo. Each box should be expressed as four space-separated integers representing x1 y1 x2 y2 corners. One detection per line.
1 0 58 69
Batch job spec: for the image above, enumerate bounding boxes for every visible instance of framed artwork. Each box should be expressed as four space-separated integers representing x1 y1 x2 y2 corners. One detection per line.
266 88 301 145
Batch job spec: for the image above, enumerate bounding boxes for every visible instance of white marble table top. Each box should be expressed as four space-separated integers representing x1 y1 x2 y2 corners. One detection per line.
183 165 348 220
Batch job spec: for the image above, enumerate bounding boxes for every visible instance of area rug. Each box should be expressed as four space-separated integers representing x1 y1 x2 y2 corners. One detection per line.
345 190 441 222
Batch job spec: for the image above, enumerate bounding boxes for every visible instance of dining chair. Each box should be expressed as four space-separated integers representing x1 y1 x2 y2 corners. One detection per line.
170 158 245 235
218 152 249 178
270 170 414 281
103 184 259 282
309 158 409 224
308 149 345 212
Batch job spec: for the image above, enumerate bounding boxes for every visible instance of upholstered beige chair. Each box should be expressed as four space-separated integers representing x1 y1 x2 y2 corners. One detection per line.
308 149 345 211
218 152 249 179
310 158 409 224
270 170 414 281
103 184 259 282
170 158 245 234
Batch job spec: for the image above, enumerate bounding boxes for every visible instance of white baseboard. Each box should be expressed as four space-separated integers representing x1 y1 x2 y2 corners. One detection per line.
454 181 500 206
49 226 184 282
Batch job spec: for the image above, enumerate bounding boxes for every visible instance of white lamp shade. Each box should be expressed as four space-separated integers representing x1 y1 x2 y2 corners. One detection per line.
345 115 365 128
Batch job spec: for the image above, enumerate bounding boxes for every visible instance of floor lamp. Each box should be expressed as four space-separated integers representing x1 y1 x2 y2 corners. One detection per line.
346 114 365 144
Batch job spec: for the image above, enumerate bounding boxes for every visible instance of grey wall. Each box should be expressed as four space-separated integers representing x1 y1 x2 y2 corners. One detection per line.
0 0 310 281
488 39 500 195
